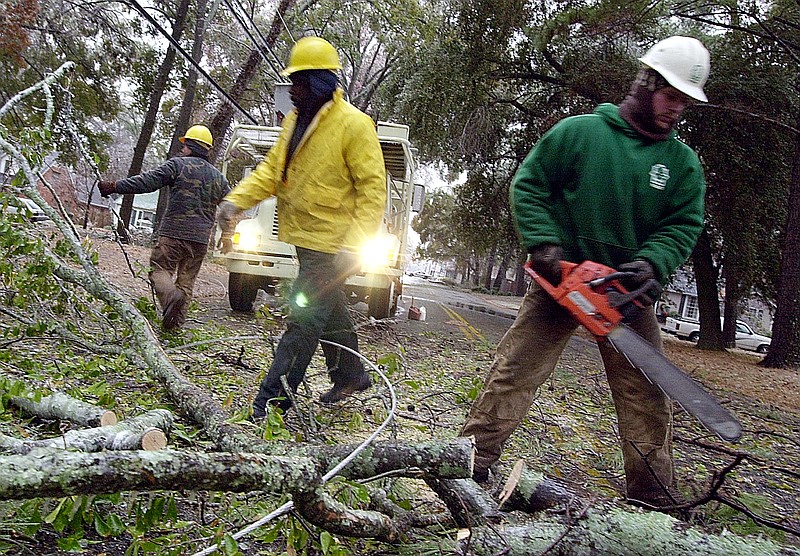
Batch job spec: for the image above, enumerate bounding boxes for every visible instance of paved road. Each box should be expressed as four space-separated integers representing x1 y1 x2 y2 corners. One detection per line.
395 276 600 361
396 276 522 345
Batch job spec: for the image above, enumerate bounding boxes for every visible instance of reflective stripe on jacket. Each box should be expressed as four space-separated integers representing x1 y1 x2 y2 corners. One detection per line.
225 89 387 254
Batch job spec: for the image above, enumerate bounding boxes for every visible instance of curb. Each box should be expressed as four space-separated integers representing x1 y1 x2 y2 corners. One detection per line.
448 300 518 320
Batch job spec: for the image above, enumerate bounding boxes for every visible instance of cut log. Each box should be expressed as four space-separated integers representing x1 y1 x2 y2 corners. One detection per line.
457 505 800 556
501 466 581 513
312 437 475 480
424 477 502 528
138 428 168 451
10 391 117 426
0 449 320 500
0 409 173 453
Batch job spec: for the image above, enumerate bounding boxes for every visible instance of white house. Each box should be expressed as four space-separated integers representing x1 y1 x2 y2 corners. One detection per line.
659 269 774 335
113 190 158 231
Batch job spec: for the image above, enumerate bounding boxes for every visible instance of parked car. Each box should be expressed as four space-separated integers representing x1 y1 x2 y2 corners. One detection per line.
663 316 771 353
4 197 48 223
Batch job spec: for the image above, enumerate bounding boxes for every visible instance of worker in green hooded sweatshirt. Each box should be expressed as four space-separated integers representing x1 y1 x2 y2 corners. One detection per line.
461 36 709 510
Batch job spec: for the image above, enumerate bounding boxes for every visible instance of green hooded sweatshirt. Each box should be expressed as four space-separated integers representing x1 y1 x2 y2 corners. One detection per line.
510 103 705 284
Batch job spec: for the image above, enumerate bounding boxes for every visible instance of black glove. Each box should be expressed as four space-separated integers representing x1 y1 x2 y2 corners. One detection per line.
617 260 660 307
98 180 116 198
529 244 564 285
618 260 655 288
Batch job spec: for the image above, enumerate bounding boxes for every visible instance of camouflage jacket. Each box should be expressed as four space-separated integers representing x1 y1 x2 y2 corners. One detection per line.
114 155 230 244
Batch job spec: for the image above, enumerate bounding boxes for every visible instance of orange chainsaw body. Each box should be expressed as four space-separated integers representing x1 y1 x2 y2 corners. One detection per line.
524 260 626 338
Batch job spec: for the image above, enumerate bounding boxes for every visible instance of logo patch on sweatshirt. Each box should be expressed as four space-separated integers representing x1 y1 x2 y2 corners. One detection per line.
649 164 670 190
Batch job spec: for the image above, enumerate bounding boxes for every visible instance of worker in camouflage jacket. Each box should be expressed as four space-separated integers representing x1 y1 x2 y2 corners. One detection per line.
99 125 230 330
461 36 709 510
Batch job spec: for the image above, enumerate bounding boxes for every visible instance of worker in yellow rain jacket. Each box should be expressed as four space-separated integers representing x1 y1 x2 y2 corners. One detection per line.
217 36 386 417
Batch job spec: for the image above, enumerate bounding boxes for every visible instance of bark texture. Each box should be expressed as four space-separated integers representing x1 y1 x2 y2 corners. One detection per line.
0 449 319 500
10 391 117 427
501 467 580 513
424 477 502 528
457 506 800 556
0 410 172 454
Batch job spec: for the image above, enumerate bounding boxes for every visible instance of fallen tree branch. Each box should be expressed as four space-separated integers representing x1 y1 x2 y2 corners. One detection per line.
424 477 502 528
0 449 320 500
10 390 118 427
457 504 800 556
500 466 582 514
0 409 172 454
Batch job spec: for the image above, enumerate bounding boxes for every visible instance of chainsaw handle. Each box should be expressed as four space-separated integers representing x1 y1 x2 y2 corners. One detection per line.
523 260 577 295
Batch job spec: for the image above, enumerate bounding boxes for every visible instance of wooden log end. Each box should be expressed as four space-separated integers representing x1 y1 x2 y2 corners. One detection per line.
100 411 118 427
141 429 167 451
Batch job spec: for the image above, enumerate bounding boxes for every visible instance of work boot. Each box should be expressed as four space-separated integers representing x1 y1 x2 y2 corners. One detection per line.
162 289 185 330
319 373 372 404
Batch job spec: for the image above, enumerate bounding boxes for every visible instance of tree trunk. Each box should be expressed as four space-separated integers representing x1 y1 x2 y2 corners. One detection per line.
424 477 501 528
762 111 800 368
483 247 495 290
0 409 172 454
156 0 211 231
207 0 297 164
492 253 510 291
721 263 742 349
118 0 190 242
502 467 579 513
692 229 724 350
10 391 117 427
0 449 319 500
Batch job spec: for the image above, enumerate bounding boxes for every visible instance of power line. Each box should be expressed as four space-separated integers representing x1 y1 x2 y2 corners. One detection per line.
125 0 259 125
220 0 284 81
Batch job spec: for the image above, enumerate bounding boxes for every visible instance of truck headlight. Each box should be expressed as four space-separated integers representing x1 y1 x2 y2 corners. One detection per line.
360 235 400 272
232 230 260 251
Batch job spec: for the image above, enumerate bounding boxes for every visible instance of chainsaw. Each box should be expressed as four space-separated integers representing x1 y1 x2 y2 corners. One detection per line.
524 260 742 443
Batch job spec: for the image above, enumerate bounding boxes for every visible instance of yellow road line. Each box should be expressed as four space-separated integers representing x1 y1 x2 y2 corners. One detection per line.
440 303 486 342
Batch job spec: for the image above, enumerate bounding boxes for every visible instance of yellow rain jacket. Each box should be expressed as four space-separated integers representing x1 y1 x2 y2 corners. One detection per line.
225 89 386 254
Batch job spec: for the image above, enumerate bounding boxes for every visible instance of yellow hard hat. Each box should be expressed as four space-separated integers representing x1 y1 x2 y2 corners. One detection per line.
179 125 213 148
281 36 342 77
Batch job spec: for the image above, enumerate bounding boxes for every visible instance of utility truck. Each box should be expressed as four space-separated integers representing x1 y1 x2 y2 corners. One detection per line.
212 122 424 319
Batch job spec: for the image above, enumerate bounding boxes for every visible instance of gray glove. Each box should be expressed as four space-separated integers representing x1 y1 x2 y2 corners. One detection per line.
529 244 564 285
618 260 655 288
216 201 242 254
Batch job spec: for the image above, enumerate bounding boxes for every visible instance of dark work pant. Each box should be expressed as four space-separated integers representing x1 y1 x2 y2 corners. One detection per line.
253 247 365 414
149 236 208 327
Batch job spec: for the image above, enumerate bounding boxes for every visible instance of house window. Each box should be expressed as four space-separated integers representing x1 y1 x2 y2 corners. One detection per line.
685 296 699 320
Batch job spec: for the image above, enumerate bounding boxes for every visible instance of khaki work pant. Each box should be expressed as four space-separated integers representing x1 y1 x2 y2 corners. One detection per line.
461 282 674 503
149 236 208 328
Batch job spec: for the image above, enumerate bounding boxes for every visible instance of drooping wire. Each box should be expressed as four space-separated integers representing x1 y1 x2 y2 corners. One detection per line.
124 0 259 124
191 339 398 556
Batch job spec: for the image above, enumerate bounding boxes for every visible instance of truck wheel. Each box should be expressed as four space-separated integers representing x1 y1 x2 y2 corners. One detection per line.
368 282 396 319
688 331 700 342
757 344 769 354
228 273 259 312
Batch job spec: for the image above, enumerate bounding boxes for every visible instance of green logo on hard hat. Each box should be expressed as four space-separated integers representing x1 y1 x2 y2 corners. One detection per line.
689 64 704 84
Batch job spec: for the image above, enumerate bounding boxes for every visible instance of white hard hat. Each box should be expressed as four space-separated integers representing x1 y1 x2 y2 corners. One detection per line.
639 36 710 102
